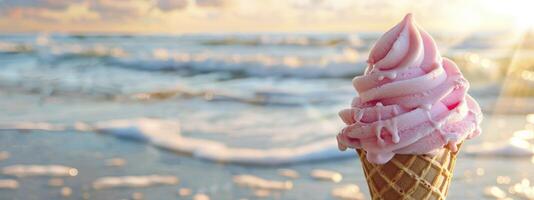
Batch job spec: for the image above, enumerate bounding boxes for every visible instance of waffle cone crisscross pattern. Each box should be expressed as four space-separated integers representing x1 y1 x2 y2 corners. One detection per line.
356 144 461 200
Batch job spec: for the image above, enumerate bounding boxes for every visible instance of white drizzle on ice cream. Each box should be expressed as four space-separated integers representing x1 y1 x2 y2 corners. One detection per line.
337 14 483 164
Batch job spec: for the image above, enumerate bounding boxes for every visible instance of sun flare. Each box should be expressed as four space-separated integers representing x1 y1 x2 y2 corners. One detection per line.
486 0 534 30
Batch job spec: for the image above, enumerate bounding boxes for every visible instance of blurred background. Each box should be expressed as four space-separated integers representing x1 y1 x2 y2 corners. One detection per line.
0 0 533 199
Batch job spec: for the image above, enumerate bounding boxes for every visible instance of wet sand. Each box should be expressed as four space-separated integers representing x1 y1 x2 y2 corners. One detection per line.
0 119 533 200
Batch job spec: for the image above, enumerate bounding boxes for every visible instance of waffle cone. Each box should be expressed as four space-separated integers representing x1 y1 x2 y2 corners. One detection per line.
356 144 461 200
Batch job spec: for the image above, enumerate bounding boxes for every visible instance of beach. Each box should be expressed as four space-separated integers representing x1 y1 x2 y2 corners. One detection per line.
0 33 533 199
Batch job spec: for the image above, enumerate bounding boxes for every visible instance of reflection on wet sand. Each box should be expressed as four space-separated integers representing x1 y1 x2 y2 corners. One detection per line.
0 179 18 190
92 175 179 189
233 174 293 190
178 187 192 197
105 157 126 167
48 178 64 187
2 165 78 177
310 169 343 183
60 186 72 197
0 151 9 161
193 193 210 200
277 168 300 179
485 178 534 200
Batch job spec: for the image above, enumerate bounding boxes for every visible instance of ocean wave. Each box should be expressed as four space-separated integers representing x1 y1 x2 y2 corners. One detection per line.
5 39 366 78
67 34 134 40
199 35 364 47
131 86 344 106
0 119 354 166
45 44 127 60
0 41 127 60
110 48 365 78
0 77 337 107
92 118 354 165
131 89 304 106
0 42 34 54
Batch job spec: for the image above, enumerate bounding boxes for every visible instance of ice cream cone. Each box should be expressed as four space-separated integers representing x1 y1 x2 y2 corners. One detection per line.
335 13 482 200
356 143 461 200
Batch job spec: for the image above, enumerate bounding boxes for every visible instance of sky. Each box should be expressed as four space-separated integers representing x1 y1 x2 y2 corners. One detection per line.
0 0 532 34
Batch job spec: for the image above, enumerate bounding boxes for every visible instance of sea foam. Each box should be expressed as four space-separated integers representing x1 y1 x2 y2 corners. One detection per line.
1 118 354 166
3 118 534 164
93 118 354 165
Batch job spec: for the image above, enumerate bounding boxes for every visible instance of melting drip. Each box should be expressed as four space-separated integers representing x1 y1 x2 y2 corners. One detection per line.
374 103 400 145
337 133 348 151
388 106 400 143
421 104 443 134
365 64 375 74
375 102 385 146
447 141 458 152
441 133 459 152
353 109 364 123
375 71 398 81
386 71 397 79
421 103 463 152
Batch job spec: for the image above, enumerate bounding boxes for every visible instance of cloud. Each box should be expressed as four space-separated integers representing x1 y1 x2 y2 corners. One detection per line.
87 0 149 20
154 0 188 12
195 0 229 7
0 0 521 33
0 0 148 21
4 3 99 23
0 0 80 10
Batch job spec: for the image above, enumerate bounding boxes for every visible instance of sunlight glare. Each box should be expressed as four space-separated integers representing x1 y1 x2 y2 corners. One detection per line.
486 0 534 29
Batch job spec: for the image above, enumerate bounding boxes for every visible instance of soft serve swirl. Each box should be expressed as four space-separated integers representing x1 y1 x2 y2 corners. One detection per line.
336 14 482 164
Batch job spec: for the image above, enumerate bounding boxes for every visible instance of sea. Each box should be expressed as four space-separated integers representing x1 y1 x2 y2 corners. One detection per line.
0 32 533 199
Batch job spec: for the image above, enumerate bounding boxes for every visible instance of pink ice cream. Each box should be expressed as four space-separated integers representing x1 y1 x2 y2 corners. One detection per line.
336 14 483 164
